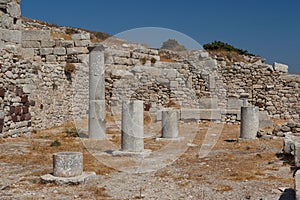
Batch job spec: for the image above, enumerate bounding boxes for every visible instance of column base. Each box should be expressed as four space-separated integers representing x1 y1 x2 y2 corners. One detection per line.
41 172 96 185
112 149 152 158
155 137 184 142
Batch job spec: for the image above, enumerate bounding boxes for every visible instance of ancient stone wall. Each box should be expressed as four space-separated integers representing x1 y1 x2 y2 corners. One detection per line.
0 0 299 138
217 62 299 120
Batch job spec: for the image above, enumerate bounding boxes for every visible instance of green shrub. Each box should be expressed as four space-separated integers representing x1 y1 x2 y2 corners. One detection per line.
65 28 79 35
150 57 157 64
140 57 147 65
203 41 255 56
64 63 76 82
50 140 61 147
65 126 79 137
92 32 110 40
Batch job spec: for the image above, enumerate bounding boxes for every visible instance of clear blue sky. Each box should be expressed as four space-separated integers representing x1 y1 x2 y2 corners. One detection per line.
21 0 300 74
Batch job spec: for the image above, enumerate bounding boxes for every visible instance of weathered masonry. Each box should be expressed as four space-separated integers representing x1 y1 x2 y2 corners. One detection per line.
0 0 299 137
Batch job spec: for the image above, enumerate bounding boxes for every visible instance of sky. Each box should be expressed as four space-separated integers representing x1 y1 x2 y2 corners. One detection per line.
21 0 300 74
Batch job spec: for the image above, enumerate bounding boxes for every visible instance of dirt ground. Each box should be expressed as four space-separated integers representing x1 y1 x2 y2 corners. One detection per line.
0 120 295 200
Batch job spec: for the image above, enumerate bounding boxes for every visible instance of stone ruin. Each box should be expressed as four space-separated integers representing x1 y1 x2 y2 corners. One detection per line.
0 0 299 139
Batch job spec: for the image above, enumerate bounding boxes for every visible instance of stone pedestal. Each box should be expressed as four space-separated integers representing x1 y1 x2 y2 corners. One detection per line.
88 45 106 139
53 152 83 177
113 100 151 157
240 106 259 139
41 152 96 184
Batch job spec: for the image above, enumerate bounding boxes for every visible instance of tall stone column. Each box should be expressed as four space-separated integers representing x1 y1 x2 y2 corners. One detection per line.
240 106 259 139
88 45 106 139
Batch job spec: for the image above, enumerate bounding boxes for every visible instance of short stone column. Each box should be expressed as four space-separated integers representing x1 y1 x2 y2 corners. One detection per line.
295 170 300 200
53 152 83 177
88 45 106 139
240 106 259 139
41 152 96 184
162 109 179 138
295 141 300 168
113 100 151 157
121 100 144 152
156 109 183 142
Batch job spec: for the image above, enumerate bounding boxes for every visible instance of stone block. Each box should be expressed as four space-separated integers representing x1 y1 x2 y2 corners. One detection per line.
203 59 217 69
22 41 40 48
209 75 216 89
259 111 273 129
180 109 200 120
283 134 296 154
156 77 169 85
0 29 21 43
40 48 53 55
7 2 20 17
67 47 88 55
56 40 74 48
21 48 34 59
74 40 91 47
71 33 90 40
106 49 130 58
199 98 218 109
22 30 50 41
222 109 241 120
199 51 209 59
46 55 56 62
53 47 66 55
41 40 55 47
161 69 177 79
170 81 178 88
199 109 221 120
227 97 243 109
273 62 288 73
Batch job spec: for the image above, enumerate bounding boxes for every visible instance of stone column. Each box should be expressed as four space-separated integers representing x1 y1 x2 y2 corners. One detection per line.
295 170 300 200
88 100 106 139
240 106 259 139
121 100 144 152
88 45 106 139
53 152 83 177
295 141 300 168
162 109 179 138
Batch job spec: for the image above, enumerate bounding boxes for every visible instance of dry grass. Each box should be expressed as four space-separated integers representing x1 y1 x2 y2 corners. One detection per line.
50 31 72 40
159 55 176 63
207 49 260 66
0 122 294 198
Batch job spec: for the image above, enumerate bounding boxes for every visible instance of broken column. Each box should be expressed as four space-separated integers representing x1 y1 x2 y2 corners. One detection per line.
162 109 179 138
88 45 106 139
113 100 151 157
41 152 96 184
53 152 83 177
295 141 300 168
240 106 259 139
155 109 183 142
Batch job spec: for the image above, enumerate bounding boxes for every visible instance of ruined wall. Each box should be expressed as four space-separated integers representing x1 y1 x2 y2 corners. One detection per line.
217 62 300 120
0 0 33 137
0 0 299 138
